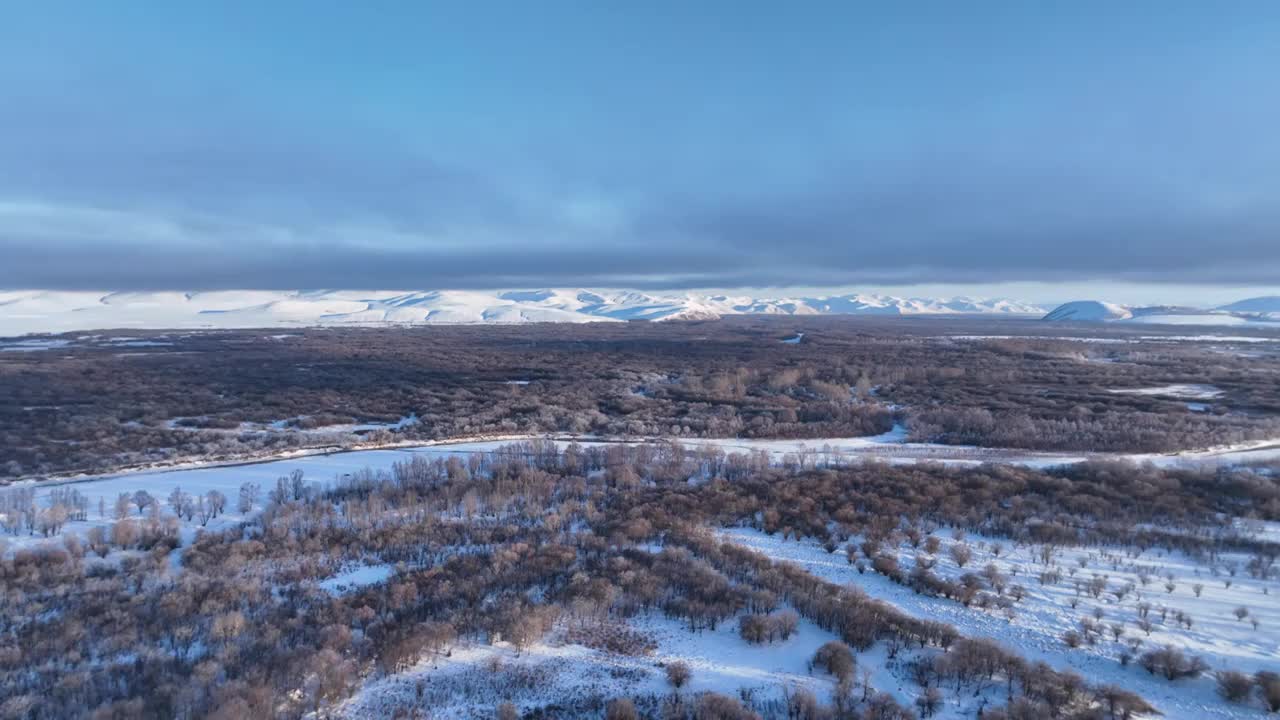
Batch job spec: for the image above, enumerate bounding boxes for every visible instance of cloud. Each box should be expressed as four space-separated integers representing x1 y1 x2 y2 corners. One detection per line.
3 3 1278 292
1 77 1277 291
4 159 1276 290
639 168 1280 286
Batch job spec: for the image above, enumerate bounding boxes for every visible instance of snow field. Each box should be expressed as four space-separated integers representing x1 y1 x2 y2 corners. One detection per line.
719 527 1278 719
334 610 852 719
1108 384 1225 400
0 289 1049 336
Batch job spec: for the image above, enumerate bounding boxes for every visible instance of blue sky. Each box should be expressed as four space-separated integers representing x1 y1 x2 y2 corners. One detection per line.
1 1 1277 303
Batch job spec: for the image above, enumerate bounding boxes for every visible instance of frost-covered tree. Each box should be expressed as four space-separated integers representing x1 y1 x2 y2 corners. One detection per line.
237 482 259 513
132 490 155 516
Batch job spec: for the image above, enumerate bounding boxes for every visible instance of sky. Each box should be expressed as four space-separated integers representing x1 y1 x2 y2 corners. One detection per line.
1 1 1277 304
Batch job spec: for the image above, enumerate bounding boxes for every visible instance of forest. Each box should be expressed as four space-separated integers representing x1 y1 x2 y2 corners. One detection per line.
3 317 1278 480
1 437 1277 718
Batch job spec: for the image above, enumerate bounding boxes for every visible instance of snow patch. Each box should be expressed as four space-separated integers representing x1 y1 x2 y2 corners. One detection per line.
1108 384 1224 400
319 563 396 595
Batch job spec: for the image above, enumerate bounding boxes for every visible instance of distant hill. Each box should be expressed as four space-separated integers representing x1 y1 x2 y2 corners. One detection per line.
1043 296 1280 326
1217 296 1280 316
0 289 1047 335
1042 300 1133 321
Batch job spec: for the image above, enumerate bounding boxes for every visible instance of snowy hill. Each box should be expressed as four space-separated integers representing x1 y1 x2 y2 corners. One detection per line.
1042 300 1133 321
0 289 1047 335
1217 296 1280 318
1043 297 1280 326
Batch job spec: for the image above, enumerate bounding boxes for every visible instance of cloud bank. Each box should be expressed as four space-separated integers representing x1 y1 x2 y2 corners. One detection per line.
2 4 1277 291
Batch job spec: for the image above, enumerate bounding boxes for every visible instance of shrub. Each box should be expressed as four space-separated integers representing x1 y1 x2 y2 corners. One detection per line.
666 661 692 690
694 692 761 720
1137 646 1209 681
787 688 823 720
1257 671 1280 712
605 698 640 720
1096 685 1158 720
738 614 769 644
1216 670 1253 703
812 641 856 681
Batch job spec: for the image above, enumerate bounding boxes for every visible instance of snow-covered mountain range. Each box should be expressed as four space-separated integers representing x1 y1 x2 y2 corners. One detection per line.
6 289 1275 335
1042 297 1280 326
0 289 1047 335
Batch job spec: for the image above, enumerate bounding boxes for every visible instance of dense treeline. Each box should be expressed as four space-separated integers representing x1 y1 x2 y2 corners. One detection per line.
3 317 1278 479
3 437 1277 717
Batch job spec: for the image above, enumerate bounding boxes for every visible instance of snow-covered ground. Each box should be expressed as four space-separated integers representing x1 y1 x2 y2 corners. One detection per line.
681 429 1280 470
1043 297 1280 328
0 289 1048 335
160 413 422 436
0 441 516 553
266 413 421 434
719 528 1278 720
1109 384 1225 400
7 428 1276 717
1126 315 1256 326
1043 300 1133 322
319 562 397 595
0 338 73 352
10 428 1280 555
1145 335 1280 343
329 522 1279 719
334 612 844 719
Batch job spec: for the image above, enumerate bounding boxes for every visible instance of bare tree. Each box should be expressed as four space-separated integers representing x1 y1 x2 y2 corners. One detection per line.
206 490 227 518
666 661 691 691
168 487 186 515
114 493 133 521
195 494 212 527
237 482 259 513
290 469 306 501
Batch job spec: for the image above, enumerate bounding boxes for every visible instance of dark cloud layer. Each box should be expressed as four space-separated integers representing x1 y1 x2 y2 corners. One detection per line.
2 4 1278 291
4 141 1277 290
5 199 1277 290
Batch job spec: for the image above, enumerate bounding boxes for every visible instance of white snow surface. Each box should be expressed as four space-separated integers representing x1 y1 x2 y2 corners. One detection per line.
318 562 396 595
719 528 1278 720
1044 297 1280 328
0 289 1047 335
1217 296 1280 318
1043 301 1134 322
1123 314 1252 326
11 429 1280 557
328 523 1280 719
9 431 1279 717
0 338 73 352
1108 384 1224 400
334 611 846 719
